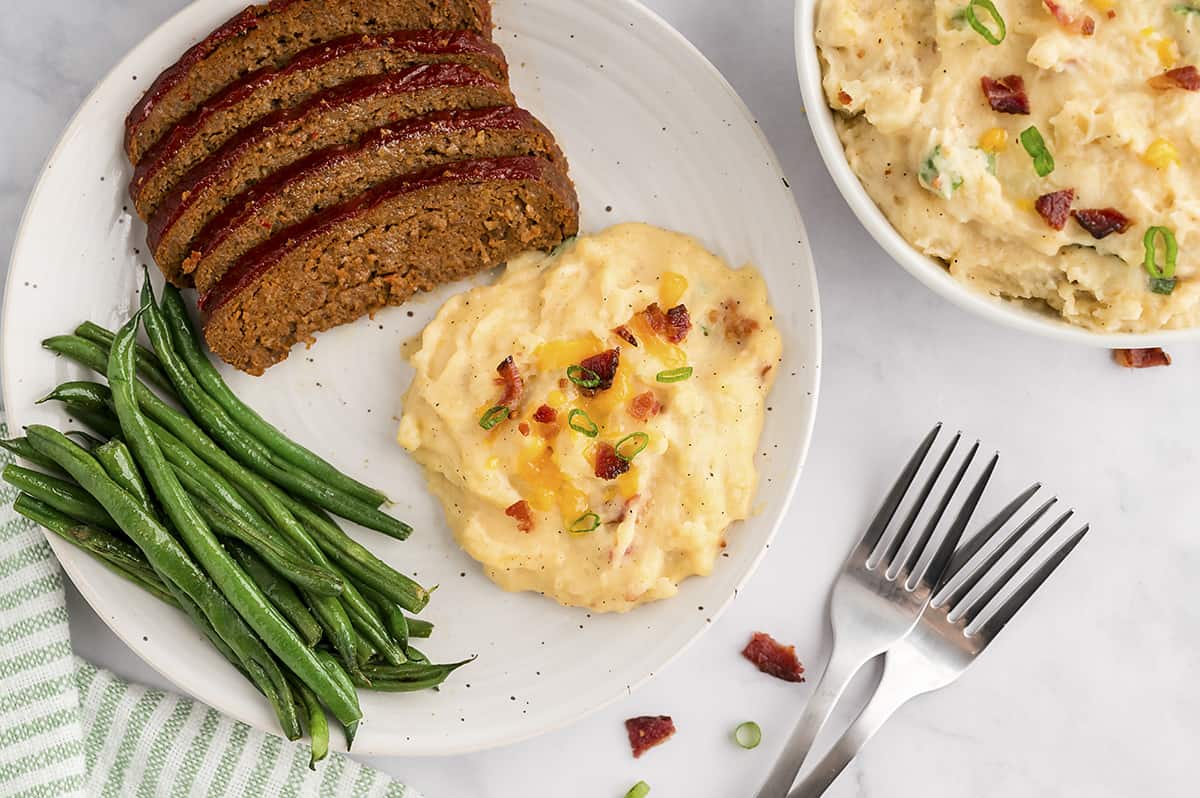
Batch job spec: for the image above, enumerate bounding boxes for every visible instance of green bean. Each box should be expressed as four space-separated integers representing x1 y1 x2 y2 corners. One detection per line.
2 464 119 530
105 312 361 725
359 584 413 652
74 321 176 397
314 650 360 749
159 285 388 507
228 543 323 648
354 631 377 667
405 646 430 664
360 660 471 682
64 430 104 450
0 438 67 475
67 407 123 439
93 439 154 508
304 594 364 680
406 617 434 639
37 379 110 411
25 424 306 730
291 678 329 769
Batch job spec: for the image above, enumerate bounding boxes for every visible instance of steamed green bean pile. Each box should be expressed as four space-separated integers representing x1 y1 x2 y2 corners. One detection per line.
3 275 466 767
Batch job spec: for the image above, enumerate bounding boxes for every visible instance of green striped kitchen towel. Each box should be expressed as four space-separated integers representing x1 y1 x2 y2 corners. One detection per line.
0 422 418 798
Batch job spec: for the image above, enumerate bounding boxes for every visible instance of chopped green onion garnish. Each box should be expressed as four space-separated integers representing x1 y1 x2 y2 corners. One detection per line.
1175 4 1200 16
1143 226 1178 295
479 406 509 430
655 367 694 383
964 0 1006 44
566 364 601 389
567 408 599 438
918 146 963 199
734 721 763 750
614 432 650 462
1019 126 1055 177
623 782 651 798
570 512 601 534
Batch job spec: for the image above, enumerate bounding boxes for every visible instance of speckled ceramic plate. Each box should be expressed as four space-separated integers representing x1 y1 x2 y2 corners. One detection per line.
2 0 821 754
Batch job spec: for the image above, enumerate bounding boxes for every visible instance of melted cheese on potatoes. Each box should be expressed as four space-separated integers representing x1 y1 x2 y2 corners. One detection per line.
397 223 782 612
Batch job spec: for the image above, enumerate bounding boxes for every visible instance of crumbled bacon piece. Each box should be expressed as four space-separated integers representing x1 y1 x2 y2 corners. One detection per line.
1043 0 1095 34
981 75 1030 115
625 716 676 758
1113 348 1171 368
613 325 639 347
504 500 534 533
642 303 691 344
1072 208 1132 239
1034 189 1075 230
837 90 853 106
628 391 662 421
1148 66 1200 92
742 632 806 683
721 300 761 344
517 422 530 437
533 404 557 423
594 442 630 480
494 356 524 410
578 349 620 396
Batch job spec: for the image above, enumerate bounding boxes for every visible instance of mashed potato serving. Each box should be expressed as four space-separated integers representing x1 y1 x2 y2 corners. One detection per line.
817 0 1200 331
397 223 781 612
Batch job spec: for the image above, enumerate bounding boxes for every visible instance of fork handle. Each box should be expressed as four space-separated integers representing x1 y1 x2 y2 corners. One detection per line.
754 645 870 798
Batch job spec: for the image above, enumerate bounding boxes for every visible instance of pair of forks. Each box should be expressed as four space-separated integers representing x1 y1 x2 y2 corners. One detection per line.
756 425 1090 797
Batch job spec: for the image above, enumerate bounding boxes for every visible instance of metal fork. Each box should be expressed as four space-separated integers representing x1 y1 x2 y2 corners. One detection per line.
785 495 1090 797
755 424 1006 798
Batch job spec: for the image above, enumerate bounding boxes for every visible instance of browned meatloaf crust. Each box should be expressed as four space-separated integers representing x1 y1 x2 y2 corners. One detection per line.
202 155 579 374
177 107 565 294
141 64 513 285
130 37 508 220
125 0 493 164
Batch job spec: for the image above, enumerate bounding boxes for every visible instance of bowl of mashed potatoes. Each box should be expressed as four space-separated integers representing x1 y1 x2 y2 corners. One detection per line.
797 0 1200 344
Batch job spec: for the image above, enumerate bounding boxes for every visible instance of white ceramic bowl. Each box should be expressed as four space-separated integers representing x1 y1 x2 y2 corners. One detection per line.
794 0 1199 348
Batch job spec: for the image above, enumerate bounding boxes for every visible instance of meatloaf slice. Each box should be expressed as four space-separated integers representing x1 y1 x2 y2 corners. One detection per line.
125 0 493 164
201 155 579 374
176 107 565 294
131 40 508 221
138 65 514 285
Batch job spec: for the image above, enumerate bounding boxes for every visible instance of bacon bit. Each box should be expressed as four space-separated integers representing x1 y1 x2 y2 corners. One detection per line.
1072 208 1132 239
721 300 761 344
837 90 853 106
628 391 662 421
517 422 531 437
578 349 620 396
981 75 1031 115
1148 66 1200 92
1035 189 1075 230
625 716 676 758
1043 0 1095 34
642 303 691 344
594 442 631 480
494 356 524 410
504 500 534 533
613 325 639 347
533 404 557 423
1113 348 1171 368
742 632 806 683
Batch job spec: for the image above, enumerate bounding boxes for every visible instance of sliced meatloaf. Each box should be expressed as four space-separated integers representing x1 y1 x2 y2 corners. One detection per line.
131 38 507 221
201 155 579 374
173 107 565 294
138 64 514 284
125 0 493 164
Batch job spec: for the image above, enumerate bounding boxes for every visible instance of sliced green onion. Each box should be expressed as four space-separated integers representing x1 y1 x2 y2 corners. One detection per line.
1175 4 1200 16
964 0 1006 44
479 406 510 430
734 721 763 750
570 512 601 534
918 146 963 200
567 408 599 438
1143 226 1179 295
655 367 694 383
1019 126 1055 177
566 364 601 389
615 432 650 462
623 782 651 798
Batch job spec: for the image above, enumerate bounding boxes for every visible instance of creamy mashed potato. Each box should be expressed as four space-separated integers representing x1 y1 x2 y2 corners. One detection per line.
817 0 1200 331
397 224 781 612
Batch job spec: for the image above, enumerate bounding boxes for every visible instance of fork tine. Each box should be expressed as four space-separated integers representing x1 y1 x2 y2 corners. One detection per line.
975 525 1089 640
917 450 997 592
957 510 1073 623
937 495 1056 610
899 441 980 582
878 432 960 571
859 424 943 554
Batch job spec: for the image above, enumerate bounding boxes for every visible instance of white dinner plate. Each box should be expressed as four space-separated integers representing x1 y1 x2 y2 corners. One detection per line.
2 0 821 754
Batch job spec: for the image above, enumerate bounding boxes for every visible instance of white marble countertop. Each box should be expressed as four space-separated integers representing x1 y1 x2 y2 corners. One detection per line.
3 0 1197 795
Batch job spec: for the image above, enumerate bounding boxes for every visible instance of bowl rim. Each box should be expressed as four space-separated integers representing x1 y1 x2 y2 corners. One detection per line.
793 0 1200 349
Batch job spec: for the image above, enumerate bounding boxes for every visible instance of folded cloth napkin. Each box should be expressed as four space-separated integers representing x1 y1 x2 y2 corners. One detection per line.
0 420 417 798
